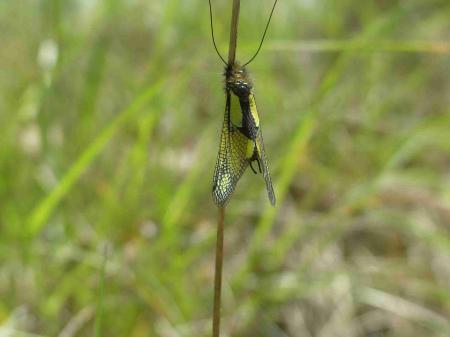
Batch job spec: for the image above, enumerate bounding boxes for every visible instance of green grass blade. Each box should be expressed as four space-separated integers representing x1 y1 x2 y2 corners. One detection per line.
26 80 164 237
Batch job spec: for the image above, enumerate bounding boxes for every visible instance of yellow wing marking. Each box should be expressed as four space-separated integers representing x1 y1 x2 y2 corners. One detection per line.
249 93 260 127
230 92 242 127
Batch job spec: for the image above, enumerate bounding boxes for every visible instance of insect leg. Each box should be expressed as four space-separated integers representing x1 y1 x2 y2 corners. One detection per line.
249 161 258 174
256 159 262 173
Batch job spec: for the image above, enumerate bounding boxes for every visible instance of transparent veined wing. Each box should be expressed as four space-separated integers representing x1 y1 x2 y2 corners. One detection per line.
255 128 276 205
212 92 250 206
250 94 276 206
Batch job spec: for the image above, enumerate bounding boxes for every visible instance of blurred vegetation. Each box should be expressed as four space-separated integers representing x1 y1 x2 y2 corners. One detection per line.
1 0 449 336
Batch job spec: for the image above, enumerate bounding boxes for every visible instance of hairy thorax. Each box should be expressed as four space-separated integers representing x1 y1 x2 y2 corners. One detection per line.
224 63 253 98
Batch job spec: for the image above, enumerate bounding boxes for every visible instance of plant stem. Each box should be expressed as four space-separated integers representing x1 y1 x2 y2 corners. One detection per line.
227 0 241 65
212 2 240 337
212 207 225 337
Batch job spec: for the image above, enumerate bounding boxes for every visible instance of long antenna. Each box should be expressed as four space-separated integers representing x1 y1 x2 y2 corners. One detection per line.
243 0 279 67
208 0 227 65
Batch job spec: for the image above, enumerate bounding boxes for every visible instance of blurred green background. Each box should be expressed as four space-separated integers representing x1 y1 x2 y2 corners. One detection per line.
1 0 450 336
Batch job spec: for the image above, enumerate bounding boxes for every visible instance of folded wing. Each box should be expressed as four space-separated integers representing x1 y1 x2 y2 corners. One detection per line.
250 94 276 206
212 92 250 206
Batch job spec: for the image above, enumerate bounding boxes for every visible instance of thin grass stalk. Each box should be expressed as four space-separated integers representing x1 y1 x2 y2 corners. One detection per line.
212 207 225 337
94 244 108 337
212 2 241 336
227 0 241 65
